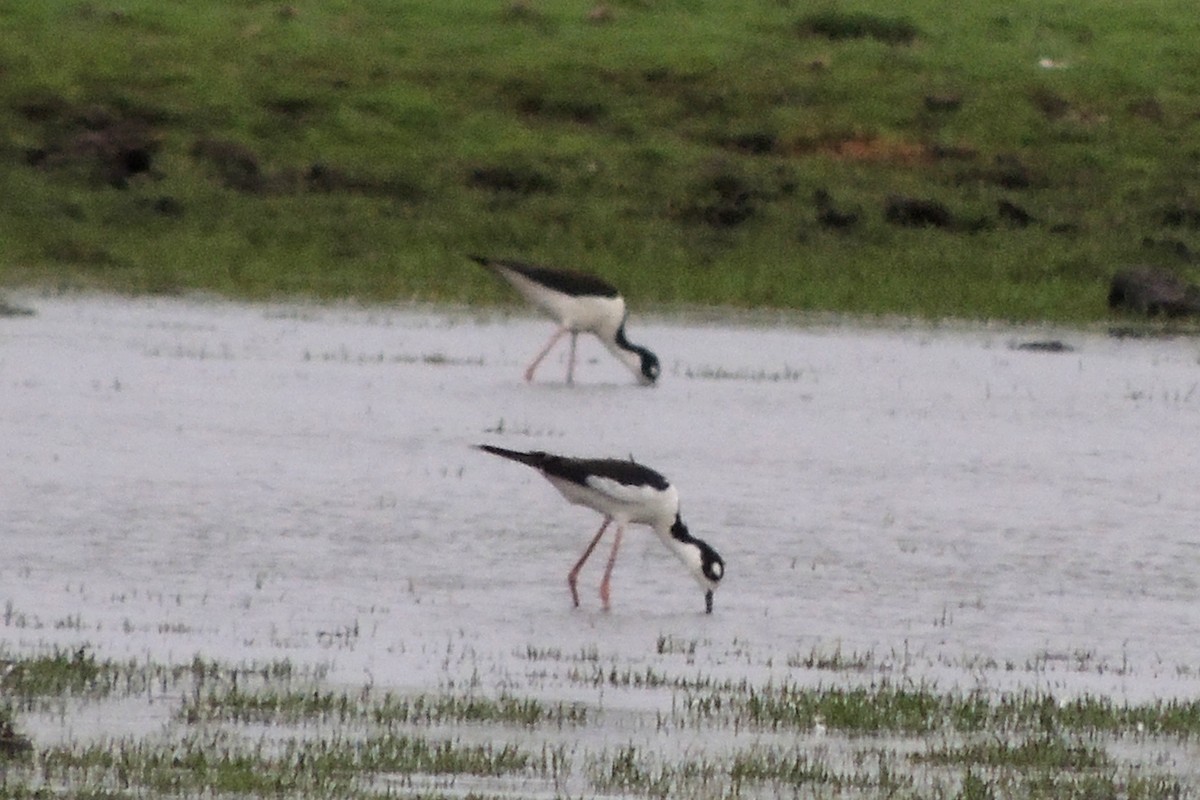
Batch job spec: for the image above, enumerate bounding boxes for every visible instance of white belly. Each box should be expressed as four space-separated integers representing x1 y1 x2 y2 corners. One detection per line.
505 270 626 336
547 475 678 528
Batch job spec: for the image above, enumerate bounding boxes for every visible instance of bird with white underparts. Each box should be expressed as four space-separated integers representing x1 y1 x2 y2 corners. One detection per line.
475 444 725 613
470 255 660 385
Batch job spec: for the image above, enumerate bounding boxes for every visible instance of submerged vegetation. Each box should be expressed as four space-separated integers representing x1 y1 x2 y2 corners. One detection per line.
1 0 1199 322
3 647 1200 797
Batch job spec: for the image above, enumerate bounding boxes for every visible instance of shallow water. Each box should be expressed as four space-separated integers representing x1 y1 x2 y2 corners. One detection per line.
3 293 1200 724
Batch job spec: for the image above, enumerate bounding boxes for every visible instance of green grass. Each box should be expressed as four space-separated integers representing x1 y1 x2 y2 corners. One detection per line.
180 687 588 727
2 0 1200 322
4 650 1200 798
37 734 548 795
680 681 1200 736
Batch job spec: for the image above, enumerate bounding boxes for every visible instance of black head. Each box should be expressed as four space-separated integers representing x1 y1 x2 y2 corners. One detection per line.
614 321 660 385
670 516 724 614
639 349 661 385
698 540 725 585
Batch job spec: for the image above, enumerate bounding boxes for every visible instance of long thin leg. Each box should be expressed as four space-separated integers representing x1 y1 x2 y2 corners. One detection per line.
599 523 624 611
524 327 568 383
568 517 610 608
566 332 578 385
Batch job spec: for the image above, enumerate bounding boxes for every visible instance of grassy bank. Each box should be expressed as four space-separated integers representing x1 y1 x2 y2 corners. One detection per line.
1 0 1199 321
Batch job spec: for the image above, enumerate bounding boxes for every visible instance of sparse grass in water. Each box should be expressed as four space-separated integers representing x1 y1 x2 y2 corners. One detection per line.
655 634 699 657
787 643 880 672
916 735 1109 770
2 651 1200 799
680 680 1200 737
1 647 104 696
519 643 599 662
36 732 550 796
302 347 484 366
181 686 588 728
681 363 805 382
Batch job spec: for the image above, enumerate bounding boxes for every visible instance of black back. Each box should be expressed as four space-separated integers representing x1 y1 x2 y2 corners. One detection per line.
471 255 619 299
546 454 669 491
477 445 669 490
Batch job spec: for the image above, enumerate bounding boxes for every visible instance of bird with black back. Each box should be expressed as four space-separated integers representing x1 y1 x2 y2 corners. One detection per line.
471 255 661 385
476 445 725 613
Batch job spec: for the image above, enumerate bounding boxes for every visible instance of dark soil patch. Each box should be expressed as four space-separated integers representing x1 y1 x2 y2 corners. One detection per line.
20 99 159 187
721 131 779 156
1108 265 1200 317
1160 204 1200 230
191 137 265 192
885 196 949 228
1030 88 1072 121
304 163 423 201
188 140 421 200
509 84 606 125
884 195 989 232
263 95 325 122
1141 237 1196 263
985 154 1035 190
799 134 930 165
924 93 963 113
997 199 1037 227
678 163 762 229
798 11 919 45
1127 97 1165 123
148 195 185 217
466 164 557 195
953 154 1035 190
929 143 979 161
812 188 860 230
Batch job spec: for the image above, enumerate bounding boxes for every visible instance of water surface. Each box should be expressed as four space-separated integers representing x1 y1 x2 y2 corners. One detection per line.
3 293 1199 709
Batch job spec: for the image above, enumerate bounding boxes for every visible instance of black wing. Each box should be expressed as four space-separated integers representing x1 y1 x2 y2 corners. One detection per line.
470 256 619 299
477 445 669 491
549 456 670 491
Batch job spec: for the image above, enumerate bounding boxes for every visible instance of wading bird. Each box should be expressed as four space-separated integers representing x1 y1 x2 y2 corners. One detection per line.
470 255 660 385
476 444 724 613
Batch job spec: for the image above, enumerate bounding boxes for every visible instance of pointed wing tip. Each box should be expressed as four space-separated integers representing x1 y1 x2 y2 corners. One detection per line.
475 443 534 463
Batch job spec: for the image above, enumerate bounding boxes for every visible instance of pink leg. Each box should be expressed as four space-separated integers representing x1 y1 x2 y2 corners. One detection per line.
599 523 624 612
568 518 610 608
524 327 568 383
566 332 578 385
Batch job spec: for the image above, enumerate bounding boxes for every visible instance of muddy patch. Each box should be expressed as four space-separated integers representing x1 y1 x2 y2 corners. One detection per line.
19 96 160 187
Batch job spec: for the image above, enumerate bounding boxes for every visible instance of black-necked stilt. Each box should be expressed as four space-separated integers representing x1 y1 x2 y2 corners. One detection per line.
476 444 724 613
470 255 661 385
